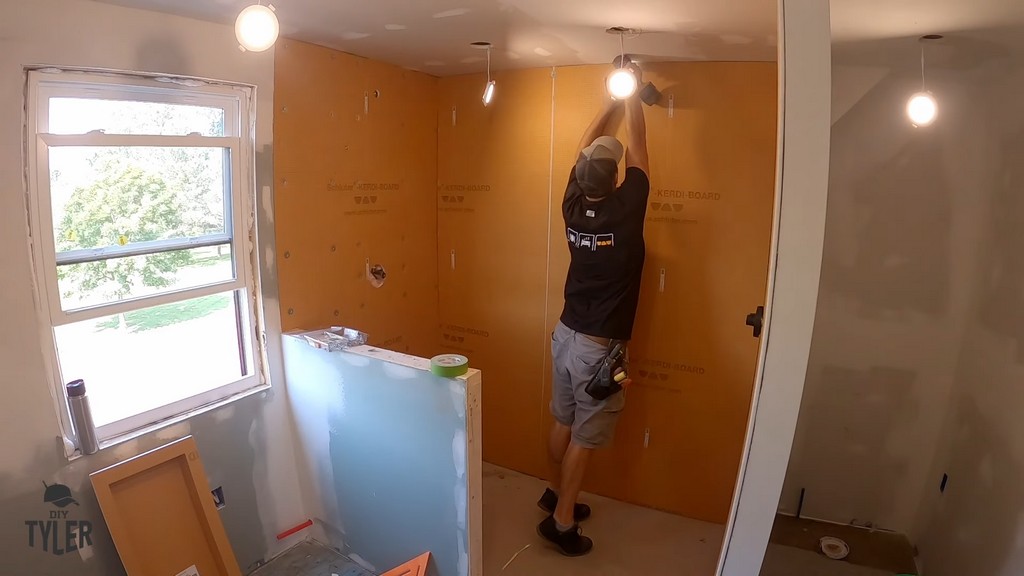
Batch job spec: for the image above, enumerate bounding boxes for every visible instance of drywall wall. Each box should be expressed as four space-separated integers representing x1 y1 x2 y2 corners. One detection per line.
0 1 304 574
437 62 778 523
913 51 1024 576
282 334 482 576
718 1 831 573
274 40 439 357
778 41 994 536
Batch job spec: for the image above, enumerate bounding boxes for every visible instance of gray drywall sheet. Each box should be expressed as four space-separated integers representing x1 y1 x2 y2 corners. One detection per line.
283 335 471 576
0 1 305 574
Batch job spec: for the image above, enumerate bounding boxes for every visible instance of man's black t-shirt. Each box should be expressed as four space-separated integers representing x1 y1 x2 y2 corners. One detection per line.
560 165 650 340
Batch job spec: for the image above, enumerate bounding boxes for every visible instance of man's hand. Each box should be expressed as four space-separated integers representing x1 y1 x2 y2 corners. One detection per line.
603 90 621 110
627 62 643 87
599 84 622 113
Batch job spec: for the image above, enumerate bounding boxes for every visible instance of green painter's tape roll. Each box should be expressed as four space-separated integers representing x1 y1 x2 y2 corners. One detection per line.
430 354 469 378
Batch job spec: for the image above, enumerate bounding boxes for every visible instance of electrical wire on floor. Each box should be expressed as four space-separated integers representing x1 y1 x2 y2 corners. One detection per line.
502 544 531 571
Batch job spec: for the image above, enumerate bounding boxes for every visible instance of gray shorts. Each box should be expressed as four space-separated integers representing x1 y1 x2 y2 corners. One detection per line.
550 321 627 449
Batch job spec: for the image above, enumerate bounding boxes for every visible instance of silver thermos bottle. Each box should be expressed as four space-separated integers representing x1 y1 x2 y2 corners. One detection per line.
66 379 99 455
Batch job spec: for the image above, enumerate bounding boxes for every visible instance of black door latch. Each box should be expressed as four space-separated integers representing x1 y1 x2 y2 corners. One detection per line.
746 306 765 338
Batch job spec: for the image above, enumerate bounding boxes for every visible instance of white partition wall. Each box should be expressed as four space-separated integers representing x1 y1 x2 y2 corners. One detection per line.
717 1 833 574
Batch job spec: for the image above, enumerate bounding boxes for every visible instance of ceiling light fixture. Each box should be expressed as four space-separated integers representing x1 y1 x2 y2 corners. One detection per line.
236 2 279 53
907 34 943 127
473 42 496 106
606 27 640 100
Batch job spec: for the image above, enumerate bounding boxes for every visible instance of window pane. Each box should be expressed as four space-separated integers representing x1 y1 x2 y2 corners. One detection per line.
50 146 229 252
49 98 226 136
54 290 249 428
57 244 234 311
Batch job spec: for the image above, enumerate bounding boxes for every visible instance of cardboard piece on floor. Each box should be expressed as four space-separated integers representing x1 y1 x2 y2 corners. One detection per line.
90 436 242 576
380 551 431 576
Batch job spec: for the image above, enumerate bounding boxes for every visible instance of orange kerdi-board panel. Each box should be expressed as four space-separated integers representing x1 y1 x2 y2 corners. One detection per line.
274 40 439 356
436 68 554 475
438 62 777 523
276 50 776 522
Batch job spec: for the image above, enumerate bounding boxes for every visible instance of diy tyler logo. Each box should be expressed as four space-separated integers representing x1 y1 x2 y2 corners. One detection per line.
26 482 94 555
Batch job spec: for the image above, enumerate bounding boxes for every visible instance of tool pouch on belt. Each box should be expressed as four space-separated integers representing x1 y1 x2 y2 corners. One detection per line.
584 341 627 401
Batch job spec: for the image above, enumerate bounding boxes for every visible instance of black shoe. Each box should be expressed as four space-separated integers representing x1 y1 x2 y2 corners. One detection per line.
537 488 592 521
537 515 593 557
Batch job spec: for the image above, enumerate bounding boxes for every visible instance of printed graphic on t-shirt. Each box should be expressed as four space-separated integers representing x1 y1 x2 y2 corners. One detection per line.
567 227 615 252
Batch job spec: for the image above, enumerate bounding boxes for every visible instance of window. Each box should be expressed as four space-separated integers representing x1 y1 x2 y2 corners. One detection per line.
26 70 264 448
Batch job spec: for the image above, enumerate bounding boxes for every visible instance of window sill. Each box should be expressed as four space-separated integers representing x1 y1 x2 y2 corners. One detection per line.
66 383 271 461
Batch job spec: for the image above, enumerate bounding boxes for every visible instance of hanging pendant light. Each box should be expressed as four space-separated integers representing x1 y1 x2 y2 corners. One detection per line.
236 2 279 53
907 93 938 126
482 79 496 106
907 35 943 127
607 27 639 100
472 42 497 106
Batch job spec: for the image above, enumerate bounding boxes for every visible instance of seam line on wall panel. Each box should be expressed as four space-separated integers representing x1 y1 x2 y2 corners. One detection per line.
541 67 557 439
435 88 442 341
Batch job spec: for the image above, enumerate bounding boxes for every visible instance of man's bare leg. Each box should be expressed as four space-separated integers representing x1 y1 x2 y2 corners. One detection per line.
541 423 593 523
538 439 595 556
548 422 572 492
553 441 593 528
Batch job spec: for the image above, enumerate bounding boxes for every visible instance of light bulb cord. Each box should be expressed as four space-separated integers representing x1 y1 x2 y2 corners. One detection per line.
619 32 626 68
920 43 926 92
487 46 492 82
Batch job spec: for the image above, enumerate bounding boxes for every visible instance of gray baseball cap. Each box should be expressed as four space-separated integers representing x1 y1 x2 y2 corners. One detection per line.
581 135 624 163
576 136 623 198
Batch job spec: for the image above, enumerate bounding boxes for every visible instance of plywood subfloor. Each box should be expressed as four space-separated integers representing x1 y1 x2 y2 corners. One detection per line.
484 464 905 576
251 540 373 576
769 514 917 574
483 464 724 575
255 474 907 576
760 544 899 576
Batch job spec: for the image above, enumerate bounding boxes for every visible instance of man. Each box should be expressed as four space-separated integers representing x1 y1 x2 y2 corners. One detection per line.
537 69 650 556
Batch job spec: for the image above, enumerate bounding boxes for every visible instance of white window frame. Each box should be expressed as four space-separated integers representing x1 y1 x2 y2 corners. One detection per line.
25 69 266 454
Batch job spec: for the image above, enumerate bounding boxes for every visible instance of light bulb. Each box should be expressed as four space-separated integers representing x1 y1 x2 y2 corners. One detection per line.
235 4 279 52
907 92 938 127
482 80 496 106
607 68 638 100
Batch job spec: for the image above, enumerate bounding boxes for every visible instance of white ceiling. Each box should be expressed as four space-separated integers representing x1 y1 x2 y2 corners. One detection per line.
91 0 779 76
831 0 1024 45
90 0 1024 76
831 0 1024 73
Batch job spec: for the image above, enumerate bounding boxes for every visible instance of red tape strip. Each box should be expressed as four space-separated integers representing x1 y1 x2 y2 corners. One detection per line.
276 519 313 541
